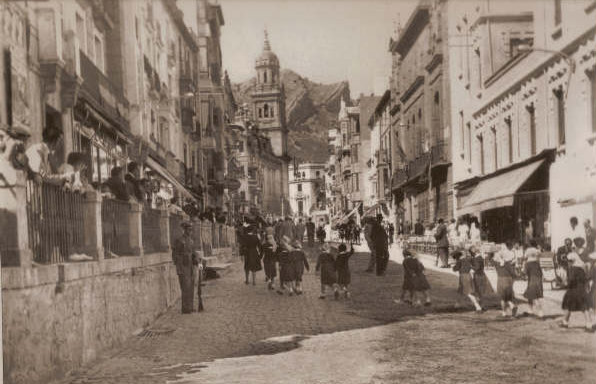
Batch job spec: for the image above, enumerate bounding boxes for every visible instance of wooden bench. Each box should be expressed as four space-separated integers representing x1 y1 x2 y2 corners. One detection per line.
539 252 557 289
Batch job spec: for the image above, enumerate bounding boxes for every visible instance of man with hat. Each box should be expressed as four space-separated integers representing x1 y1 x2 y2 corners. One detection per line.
370 213 389 276
172 220 199 313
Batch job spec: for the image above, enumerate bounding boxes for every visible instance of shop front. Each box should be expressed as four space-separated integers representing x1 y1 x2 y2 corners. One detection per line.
457 155 551 247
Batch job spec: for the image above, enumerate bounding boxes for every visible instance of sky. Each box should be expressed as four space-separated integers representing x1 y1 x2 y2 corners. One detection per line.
217 0 417 98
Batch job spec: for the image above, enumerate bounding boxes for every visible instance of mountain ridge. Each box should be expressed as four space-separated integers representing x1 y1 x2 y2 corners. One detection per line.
232 69 351 163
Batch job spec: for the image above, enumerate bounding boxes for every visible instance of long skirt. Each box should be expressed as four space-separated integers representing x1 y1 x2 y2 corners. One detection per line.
523 275 544 302
497 275 514 302
263 256 277 279
458 273 474 295
473 273 493 298
178 271 195 314
562 286 587 312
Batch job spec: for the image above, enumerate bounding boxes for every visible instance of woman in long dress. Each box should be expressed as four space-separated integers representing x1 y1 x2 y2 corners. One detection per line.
243 226 262 285
523 240 544 318
560 250 593 332
492 242 518 317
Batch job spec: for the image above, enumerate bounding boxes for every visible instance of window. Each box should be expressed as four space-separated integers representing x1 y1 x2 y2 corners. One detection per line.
298 200 303 215
258 108 262 118
355 174 359 191
297 184 302 192
527 104 536 155
351 144 358 163
459 111 464 152
467 122 472 165
271 105 274 118
94 33 104 72
183 143 187 166
554 0 562 25
191 152 196 172
76 14 86 52
264 71 267 83
590 70 596 133
264 104 269 118
478 134 485 174
316 171 320 178
491 127 498 171
238 141 244 152
272 72 276 83
506 117 513 164
554 88 565 145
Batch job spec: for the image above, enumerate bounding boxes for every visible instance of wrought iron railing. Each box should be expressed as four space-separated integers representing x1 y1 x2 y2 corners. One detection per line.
26 180 86 264
142 207 163 254
101 198 131 257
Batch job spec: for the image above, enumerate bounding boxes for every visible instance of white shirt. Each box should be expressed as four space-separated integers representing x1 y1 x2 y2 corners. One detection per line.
25 142 50 174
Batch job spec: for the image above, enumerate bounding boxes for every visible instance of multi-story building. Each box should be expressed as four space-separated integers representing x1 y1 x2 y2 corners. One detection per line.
334 95 380 215
450 0 596 247
368 90 392 212
289 163 326 218
389 0 453 231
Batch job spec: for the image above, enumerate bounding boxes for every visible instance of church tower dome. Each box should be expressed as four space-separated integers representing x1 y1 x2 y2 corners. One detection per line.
255 30 280 86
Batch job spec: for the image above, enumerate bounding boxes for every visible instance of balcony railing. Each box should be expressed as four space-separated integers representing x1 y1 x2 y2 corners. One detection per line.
26 180 86 264
79 50 129 129
431 141 450 166
101 198 131 257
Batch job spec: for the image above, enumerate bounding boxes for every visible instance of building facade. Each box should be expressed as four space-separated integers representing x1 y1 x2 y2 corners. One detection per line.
390 0 453 232
450 0 596 247
289 163 326 218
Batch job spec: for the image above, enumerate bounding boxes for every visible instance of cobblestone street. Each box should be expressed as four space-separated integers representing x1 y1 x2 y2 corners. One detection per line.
52 245 596 384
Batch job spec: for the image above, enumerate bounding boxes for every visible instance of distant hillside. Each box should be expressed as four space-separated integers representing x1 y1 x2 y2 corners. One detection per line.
232 69 351 163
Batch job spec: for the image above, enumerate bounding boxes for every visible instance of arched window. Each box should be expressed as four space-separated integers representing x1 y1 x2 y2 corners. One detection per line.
264 104 269 117
272 71 276 83
258 108 262 118
264 71 268 83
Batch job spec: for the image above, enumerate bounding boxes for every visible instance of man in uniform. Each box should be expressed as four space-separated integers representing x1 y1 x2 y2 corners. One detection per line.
172 221 198 314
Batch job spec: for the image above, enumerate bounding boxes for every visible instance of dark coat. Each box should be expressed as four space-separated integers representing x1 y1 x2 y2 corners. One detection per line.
278 248 296 283
370 222 388 257
243 233 262 272
262 242 277 279
403 256 430 291
306 222 315 237
562 266 588 311
434 223 449 248
453 256 474 295
523 261 544 301
291 250 310 281
316 252 336 285
336 248 354 285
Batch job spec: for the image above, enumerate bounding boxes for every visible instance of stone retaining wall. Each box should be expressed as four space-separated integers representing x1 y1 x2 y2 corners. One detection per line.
2 253 181 384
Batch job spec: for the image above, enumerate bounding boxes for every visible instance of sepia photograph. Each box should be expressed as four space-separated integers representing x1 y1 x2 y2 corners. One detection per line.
0 0 595 383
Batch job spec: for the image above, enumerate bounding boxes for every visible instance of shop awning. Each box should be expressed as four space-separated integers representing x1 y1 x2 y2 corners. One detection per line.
145 157 194 200
458 159 545 216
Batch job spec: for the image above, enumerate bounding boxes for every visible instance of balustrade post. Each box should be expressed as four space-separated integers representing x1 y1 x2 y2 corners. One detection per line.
82 190 104 260
128 201 143 256
0 171 32 267
160 208 170 251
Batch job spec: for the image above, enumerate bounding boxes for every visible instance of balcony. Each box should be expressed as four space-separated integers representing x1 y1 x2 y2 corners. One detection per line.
201 136 216 150
181 107 194 133
431 141 450 167
79 51 129 129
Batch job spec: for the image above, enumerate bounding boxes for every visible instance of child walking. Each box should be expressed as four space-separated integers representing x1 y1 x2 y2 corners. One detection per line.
277 236 296 296
470 245 491 310
316 243 339 299
291 240 310 295
523 240 544 318
335 243 354 299
403 248 431 306
262 234 278 290
394 246 414 305
452 249 483 312
560 240 593 332
492 242 518 317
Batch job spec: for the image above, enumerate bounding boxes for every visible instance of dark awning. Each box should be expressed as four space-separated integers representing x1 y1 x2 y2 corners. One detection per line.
458 159 545 216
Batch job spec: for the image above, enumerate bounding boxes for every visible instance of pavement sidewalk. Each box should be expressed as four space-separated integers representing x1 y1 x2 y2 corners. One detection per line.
352 242 565 304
